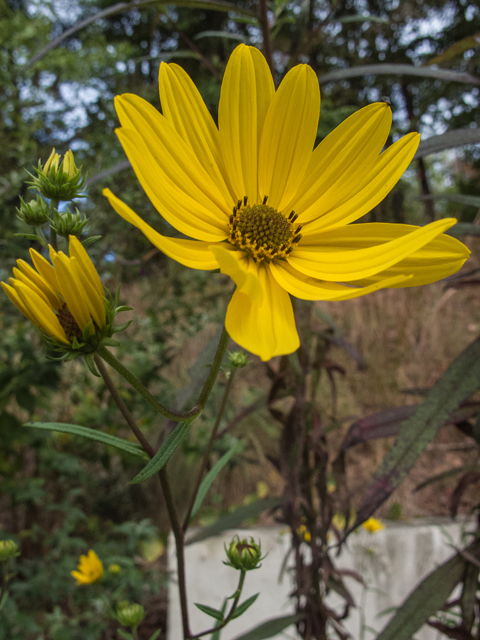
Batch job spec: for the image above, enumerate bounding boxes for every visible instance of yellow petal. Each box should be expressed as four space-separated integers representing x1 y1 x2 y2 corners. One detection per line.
70 256 106 329
288 218 458 281
115 94 230 219
158 62 234 205
15 259 63 310
12 266 58 310
29 248 58 292
286 102 392 220
300 133 420 233
219 44 275 205
269 260 411 300
10 280 69 343
210 245 263 305
225 263 299 361
103 189 220 270
2 281 40 326
259 64 320 211
68 236 104 299
116 127 228 242
51 253 92 331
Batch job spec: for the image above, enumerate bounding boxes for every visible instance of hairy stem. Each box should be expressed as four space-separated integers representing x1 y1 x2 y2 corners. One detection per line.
97 325 229 424
49 198 58 251
182 369 237 532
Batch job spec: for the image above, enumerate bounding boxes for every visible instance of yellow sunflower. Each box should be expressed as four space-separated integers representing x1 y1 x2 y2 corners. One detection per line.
104 44 469 361
71 549 104 585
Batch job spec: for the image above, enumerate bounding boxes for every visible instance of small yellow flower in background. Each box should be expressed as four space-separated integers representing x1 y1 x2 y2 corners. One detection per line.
108 563 122 574
2 236 106 347
296 524 312 542
71 549 104 584
0 539 20 562
104 44 470 362
362 517 386 533
256 481 269 499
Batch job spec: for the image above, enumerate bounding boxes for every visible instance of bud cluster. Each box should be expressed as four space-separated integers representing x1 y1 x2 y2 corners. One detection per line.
27 149 85 201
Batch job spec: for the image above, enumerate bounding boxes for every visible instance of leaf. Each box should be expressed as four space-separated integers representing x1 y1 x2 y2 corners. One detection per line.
231 593 260 619
194 30 246 41
23 422 148 459
419 194 480 209
186 497 282 545
26 0 255 68
376 539 480 640
81 235 102 247
338 14 389 23
190 440 244 520
117 630 134 640
194 603 224 621
414 129 480 158
426 32 480 66
211 599 228 640
450 471 480 518
232 614 303 640
147 631 162 640
415 465 480 492
461 562 479 633
129 420 194 484
318 64 480 85
351 336 480 532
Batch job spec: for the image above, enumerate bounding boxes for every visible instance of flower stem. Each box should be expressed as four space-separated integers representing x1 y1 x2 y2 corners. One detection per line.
189 570 246 639
182 369 237 532
49 198 59 251
93 354 191 638
96 326 230 423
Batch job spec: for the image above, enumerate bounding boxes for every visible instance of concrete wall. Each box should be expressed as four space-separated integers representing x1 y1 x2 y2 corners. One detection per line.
168 519 473 640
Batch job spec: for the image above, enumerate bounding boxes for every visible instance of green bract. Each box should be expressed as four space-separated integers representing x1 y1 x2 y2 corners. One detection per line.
224 536 265 571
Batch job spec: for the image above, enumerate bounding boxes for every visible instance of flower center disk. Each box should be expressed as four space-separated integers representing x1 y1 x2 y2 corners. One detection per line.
229 199 302 263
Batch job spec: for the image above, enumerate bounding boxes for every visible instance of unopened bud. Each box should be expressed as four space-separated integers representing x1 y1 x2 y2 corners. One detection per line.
50 207 89 238
28 149 85 201
0 539 20 562
228 351 248 369
16 195 50 226
224 536 264 571
108 563 121 575
116 601 145 628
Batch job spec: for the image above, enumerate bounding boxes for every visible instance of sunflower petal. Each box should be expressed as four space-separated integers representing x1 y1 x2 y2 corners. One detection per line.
103 189 220 271
225 264 299 361
51 253 92 331
10 280 68 343
69 236 104 300
29 248 59 291
13 263 62 310
288 218 459 281
287 102 392 220
259 64 320 211
270 260 412 300
116 127 228 242
219 44 275 205
300 133 420 233
210 244 263 305
158 62 234 204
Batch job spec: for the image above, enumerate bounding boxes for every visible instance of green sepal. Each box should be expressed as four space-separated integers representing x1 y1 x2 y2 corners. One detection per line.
84 353 100 377
100 337 122 347
14 233 45 242
115 306 133 313
81 235 102 247
112 320 133 334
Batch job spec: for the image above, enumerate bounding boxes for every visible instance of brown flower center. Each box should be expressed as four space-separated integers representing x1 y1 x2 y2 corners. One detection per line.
228 196 302 263
57 304 82 341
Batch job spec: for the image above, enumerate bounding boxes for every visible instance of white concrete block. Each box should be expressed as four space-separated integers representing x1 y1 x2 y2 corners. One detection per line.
168 519 473 640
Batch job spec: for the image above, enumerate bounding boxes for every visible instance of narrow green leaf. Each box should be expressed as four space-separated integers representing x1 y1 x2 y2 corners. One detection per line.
194 603 224 621
191 440 243 520
14 233 45 242
376 539 480 640
81 235 102 247
117 629 134 640
211 599 227 640
414 128 480 158
415 465 480 492
232 614 303 640
129 420 193 484
352 336 480 530
186 497 282 545
23 422 148 459
461 563 479 632
194 30 246 41
147 631 162 640
318 65 480 86
231 593 259 620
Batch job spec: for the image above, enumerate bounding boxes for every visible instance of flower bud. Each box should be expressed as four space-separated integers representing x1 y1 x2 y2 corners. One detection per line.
28 149 85 201
108 563 121 575
228 351 248 369
0 539 20 562
116 601 145 628
16 195 50 226
224 536 264 571
50 207 89 238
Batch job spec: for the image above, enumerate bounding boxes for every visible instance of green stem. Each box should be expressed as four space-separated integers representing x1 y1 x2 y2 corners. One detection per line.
97 326 230 423
182 369 237 532
94 355 191 638
189 571 246 639
49 198 59 250
34 226 48 249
